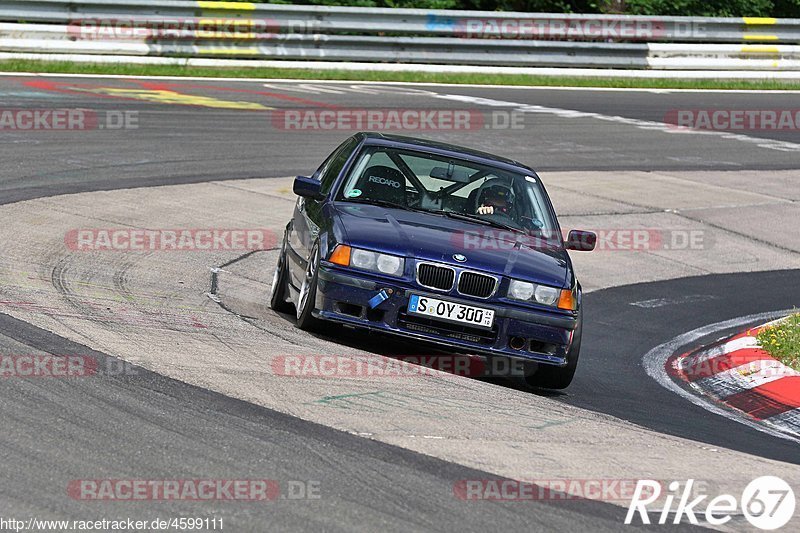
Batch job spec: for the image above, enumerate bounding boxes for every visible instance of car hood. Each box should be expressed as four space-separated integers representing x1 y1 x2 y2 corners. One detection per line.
333 203 569 288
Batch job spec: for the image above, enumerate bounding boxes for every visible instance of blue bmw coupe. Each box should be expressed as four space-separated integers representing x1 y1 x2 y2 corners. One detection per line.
271 133 596 389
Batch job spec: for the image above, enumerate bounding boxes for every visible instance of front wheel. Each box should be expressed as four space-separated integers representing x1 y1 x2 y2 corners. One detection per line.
523 315 582 390
296 243 321 331
269 232 292 313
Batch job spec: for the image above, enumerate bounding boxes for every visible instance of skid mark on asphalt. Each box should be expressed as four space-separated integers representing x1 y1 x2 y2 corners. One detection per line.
39 254 214 332
1 269 200 312
210 181 298 203
308 390 573 431
630 295 719 308
112 258 138 303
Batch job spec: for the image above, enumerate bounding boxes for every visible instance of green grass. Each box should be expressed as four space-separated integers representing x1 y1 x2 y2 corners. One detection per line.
757 313 800 371
1 59 800 90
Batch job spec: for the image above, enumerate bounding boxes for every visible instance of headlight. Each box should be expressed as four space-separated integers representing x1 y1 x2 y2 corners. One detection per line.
507 279 569 308
508 280 534 301
329 245 405 277
351 248 377 270
376 254 403 276
534 285 559 306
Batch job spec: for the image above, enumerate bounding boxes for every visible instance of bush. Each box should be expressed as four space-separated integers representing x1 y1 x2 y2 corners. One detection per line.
773 0 800 17
622 0 775 17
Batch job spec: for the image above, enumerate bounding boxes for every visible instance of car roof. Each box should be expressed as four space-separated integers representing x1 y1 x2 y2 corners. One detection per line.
356 132 535 174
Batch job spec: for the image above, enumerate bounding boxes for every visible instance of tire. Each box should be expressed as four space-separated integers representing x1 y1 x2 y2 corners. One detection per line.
523 314 582 390
295 243 321 331
269 232 292 313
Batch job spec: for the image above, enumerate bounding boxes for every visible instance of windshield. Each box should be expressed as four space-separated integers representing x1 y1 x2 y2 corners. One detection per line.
335 146 558 235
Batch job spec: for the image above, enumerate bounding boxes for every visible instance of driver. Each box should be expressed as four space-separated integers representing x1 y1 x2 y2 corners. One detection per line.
476 184 514 216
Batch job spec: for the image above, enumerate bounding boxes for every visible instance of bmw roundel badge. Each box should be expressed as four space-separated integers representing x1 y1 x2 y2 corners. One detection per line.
453 254 467 263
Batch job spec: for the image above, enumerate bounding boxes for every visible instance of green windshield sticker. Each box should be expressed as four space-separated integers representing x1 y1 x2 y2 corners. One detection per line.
346 189 362 198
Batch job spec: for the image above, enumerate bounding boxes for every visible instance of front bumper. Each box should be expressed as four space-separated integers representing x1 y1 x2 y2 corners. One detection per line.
315 264 578 366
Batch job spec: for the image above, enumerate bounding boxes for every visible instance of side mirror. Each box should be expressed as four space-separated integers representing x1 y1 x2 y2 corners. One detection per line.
293 175 323 200
565 230 596 252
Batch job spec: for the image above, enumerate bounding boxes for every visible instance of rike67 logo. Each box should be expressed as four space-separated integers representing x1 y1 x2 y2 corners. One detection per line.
626 477 795 530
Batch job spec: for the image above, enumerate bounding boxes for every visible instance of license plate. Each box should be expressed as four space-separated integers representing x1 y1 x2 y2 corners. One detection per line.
407 295 494 329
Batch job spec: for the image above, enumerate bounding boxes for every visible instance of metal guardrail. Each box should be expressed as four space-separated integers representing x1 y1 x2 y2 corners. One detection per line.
1 0 799 43
0 1 798 70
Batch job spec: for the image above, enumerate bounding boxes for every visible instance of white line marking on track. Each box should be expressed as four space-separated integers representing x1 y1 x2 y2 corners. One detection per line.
433 93 800 152
3 71 800 93
642 309 799 444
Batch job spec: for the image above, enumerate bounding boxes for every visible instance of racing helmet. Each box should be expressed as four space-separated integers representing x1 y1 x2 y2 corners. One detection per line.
477 181 515 214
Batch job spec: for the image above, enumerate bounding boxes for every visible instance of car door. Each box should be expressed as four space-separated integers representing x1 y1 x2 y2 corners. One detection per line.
287 136 360 290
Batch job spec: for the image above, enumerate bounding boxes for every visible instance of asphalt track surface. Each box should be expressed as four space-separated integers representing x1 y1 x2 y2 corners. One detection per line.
0 313 641 532
1 74 798 531
573 270 800 464
2 76 800 206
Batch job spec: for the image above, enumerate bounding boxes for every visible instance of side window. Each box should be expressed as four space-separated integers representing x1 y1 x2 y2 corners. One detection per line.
339 148 412 204
311 150 337 180
318 138 358 195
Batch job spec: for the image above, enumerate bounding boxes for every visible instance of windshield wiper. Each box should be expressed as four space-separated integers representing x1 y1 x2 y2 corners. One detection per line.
344 198 446 218
440 211 527 235
345 198 410 210
343 200 527 234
